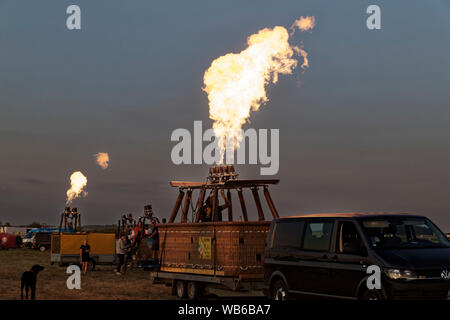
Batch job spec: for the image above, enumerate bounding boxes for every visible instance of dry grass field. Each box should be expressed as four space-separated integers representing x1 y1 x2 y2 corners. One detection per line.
0 248 173 300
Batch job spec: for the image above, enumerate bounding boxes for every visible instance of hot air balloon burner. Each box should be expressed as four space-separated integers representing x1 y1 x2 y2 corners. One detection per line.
207 165 238 183
58 207 81 232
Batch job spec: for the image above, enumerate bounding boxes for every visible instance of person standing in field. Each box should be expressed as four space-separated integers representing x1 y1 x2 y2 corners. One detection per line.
133 221 143 246
80 239 90 275
149 219 159 260
124 231 132 269
116 233 128 275
131 221 143 266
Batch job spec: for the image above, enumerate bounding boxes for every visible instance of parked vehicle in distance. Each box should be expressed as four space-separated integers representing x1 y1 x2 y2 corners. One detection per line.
33 232 52 252
0 233 17 249
0 226 28 237
23 227 69 248
264 213 450 300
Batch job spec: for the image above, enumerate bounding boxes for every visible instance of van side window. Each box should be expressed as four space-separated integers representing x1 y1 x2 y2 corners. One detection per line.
271 221 303 249
337 221 365 255
302 222 333 251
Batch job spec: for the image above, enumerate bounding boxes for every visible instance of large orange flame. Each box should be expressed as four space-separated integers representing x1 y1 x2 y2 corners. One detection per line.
203 17 315 162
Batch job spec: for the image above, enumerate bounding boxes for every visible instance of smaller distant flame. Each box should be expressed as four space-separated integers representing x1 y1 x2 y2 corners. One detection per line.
94 152 109 170
66 171 87 205
290 16 316 70
291 16 316 32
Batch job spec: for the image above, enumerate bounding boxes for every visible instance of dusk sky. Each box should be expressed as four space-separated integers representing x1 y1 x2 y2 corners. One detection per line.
1 1 450 231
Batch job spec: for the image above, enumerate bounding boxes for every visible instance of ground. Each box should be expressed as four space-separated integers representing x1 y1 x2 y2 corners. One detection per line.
0 248 173 300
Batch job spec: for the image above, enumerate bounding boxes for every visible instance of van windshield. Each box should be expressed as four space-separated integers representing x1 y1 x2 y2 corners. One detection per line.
360 217 450 250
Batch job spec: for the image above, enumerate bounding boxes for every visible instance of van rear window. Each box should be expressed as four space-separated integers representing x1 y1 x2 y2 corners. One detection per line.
272 221 303 248
302 222 333 251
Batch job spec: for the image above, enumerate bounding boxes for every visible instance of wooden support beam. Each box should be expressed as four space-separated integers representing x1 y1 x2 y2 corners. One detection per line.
194 188 206 223
237 189 248 221
181 189 192 223
170 181 206 188
263 187 279 219
169 190 185 223
223 179 279 188
170 179 279 189
251 187 265 221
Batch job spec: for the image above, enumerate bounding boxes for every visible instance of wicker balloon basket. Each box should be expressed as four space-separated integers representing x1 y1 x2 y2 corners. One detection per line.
158 165 279 279
158 221 270 278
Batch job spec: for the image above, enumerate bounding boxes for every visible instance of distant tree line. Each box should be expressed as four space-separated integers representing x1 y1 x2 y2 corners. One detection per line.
0 222 45 227
27 222 43 228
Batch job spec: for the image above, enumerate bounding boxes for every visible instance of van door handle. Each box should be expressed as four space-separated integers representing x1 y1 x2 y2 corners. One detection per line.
320 254 338 262
274 255 298 262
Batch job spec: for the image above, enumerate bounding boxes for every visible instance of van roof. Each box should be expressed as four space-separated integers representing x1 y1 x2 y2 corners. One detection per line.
279 212 422 219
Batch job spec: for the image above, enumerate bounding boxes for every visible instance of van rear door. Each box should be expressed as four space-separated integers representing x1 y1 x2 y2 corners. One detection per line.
292 219 335 296
265 220 304 293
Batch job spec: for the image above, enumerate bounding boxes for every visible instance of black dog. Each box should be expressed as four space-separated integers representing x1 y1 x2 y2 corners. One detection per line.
21 264 44 300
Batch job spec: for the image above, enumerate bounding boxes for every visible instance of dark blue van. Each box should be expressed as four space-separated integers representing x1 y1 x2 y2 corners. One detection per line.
264 213 450 300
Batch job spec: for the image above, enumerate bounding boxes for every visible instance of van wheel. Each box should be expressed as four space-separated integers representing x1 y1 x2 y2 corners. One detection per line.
176 280 187 299
361 290 384 301
39 245 46 252
272 280 289 300
187 282 200 300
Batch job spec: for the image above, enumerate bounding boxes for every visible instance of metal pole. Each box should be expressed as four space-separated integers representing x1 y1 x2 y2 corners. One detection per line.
227 189 233 221
59 213 64 233
237 189 248 221
263 187 280 219
169 189 185 223
211 188 218 222
251 187 265 221
213 226 216 277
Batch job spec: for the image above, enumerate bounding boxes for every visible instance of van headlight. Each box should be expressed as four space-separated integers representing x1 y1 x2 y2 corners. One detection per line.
385 268 417 281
